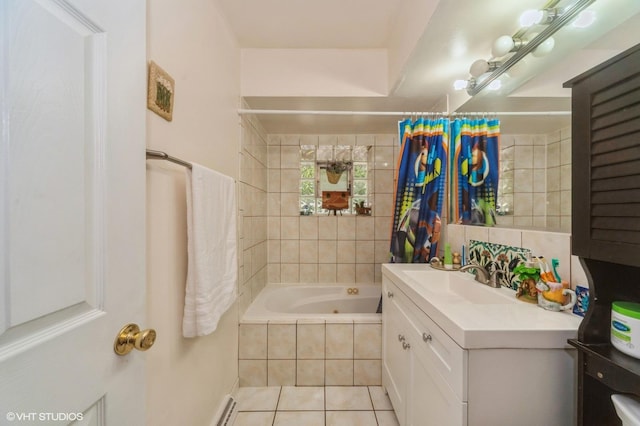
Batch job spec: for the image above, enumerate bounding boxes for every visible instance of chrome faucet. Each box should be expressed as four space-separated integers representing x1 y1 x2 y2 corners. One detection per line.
459 263 503 288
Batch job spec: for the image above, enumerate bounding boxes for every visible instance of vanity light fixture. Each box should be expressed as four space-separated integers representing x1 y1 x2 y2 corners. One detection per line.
572 10 596 28
453 78 476 91
491 36 526 58
469 59 501 78
464 0 596 96
532 36 556 57
519 8 562 27
487 80 502 91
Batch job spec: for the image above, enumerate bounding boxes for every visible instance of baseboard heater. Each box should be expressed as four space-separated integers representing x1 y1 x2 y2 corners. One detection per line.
213 394 238 426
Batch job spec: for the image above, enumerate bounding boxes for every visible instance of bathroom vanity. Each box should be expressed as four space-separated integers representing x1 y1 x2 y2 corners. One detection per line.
382 264 582 426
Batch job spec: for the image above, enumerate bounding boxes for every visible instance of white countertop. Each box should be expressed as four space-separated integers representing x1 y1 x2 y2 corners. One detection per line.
382 263 583 349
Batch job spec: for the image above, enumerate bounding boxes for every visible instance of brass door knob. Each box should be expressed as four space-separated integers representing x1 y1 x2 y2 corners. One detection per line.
114 323 157 356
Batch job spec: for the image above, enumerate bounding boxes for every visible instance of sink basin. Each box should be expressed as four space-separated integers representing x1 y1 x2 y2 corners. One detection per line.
403 269 515 305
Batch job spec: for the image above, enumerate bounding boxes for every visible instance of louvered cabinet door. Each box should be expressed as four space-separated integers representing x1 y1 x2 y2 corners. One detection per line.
567 44 640 267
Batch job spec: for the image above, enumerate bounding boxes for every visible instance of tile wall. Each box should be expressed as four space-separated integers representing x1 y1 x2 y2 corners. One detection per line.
238 113 269 317
238 319 382 387
546 126 572 231
497 134 547 228
267 134 399 284
497 127 571 232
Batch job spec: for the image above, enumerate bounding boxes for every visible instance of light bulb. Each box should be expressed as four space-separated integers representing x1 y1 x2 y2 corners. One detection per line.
487 80 502 91
520 9 544 27
469 59 489 78
532 37 555 57
572 10 596 28
492 35 515 58
453 80 469 90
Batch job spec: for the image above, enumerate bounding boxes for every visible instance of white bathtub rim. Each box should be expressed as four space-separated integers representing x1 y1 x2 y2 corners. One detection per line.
241 283 382 323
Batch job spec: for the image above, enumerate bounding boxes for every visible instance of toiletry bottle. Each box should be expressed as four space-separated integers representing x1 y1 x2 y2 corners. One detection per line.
452 252 461 269
444 243 453 270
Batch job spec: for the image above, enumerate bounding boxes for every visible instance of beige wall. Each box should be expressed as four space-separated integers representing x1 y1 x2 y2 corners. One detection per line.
145 1 241 425
266 134 399 284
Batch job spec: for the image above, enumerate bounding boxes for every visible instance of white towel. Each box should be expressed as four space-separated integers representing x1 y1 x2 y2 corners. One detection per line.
183 163 237 337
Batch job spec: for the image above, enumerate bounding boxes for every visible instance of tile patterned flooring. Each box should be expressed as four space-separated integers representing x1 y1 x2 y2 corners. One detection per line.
234 386 400 426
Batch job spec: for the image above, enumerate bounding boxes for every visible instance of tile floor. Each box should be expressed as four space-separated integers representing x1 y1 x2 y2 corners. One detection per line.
234 385 399 426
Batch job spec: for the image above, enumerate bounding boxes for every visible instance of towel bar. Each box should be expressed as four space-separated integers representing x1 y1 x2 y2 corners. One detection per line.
146 148 192 169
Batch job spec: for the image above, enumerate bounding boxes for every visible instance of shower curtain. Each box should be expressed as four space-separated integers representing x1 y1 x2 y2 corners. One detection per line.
450 118 500 226
389 117 448 263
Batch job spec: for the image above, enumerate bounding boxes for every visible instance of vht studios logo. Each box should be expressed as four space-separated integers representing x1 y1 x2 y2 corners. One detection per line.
5 412 84 422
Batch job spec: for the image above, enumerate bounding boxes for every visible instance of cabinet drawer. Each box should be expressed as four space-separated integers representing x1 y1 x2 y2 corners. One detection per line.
385 279 468 402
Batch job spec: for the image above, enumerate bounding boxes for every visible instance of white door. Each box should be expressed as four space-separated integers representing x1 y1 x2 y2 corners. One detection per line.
0 0 147 424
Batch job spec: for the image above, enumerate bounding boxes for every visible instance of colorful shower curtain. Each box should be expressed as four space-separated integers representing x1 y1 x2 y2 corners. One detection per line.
450 118 500 226
389 117 448 263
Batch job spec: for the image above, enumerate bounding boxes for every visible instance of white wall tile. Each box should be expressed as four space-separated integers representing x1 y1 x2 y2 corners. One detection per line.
318 216 338 240
268 323 296 359
488 227 522 247
319 264 337 283
337 240 356 263
354 323 381 359
280 168 300 193
281 264 299 283
280 216 300 240
281 240 300 263
521 230 571 283
325 360 354 386
356 264 374 283
300 240 319 263
299 263 319 283
297 360 325 386
337 217 356 240
336 264 356 283
314 236 337 263
267 360 295 386
300 216 319 240
297 323 325 359
356 217 375 240
465 225 489 246
239 360 267 387
239 324 267 359
355 240 375 264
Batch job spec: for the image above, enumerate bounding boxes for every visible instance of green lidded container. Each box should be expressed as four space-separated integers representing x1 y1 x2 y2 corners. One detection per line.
611 301 640 359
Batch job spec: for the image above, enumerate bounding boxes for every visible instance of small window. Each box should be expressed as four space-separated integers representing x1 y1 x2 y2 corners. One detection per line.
299 145 371 215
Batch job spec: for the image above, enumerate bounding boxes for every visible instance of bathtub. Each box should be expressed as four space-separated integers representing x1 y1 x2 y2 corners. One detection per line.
239 283 383 386
242 283 382 322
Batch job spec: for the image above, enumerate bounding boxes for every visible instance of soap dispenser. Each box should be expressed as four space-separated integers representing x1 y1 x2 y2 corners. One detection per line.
443 243 453 270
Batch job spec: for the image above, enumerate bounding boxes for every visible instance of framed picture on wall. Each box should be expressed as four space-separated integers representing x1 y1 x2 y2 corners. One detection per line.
147 61 174 121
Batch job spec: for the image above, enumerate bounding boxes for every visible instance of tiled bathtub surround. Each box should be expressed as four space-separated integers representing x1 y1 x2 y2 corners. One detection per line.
267 134 399 285
238 112 269 317
239 319 382 387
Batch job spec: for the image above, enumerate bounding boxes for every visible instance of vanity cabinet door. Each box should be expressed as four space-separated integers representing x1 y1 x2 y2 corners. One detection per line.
382 280 411 425
383 278 468 426
408 336 467 426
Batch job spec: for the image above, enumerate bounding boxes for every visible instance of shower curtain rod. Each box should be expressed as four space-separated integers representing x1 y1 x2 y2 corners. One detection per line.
237 109 570 117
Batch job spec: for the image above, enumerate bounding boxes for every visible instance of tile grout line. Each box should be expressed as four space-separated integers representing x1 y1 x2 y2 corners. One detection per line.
271 385 282 426
368 386 381 426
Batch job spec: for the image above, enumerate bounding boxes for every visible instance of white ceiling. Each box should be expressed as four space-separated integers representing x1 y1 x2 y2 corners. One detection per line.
215 0 640 134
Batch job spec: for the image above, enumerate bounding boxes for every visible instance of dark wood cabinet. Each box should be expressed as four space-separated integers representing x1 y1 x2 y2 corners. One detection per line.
564 44 640 425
